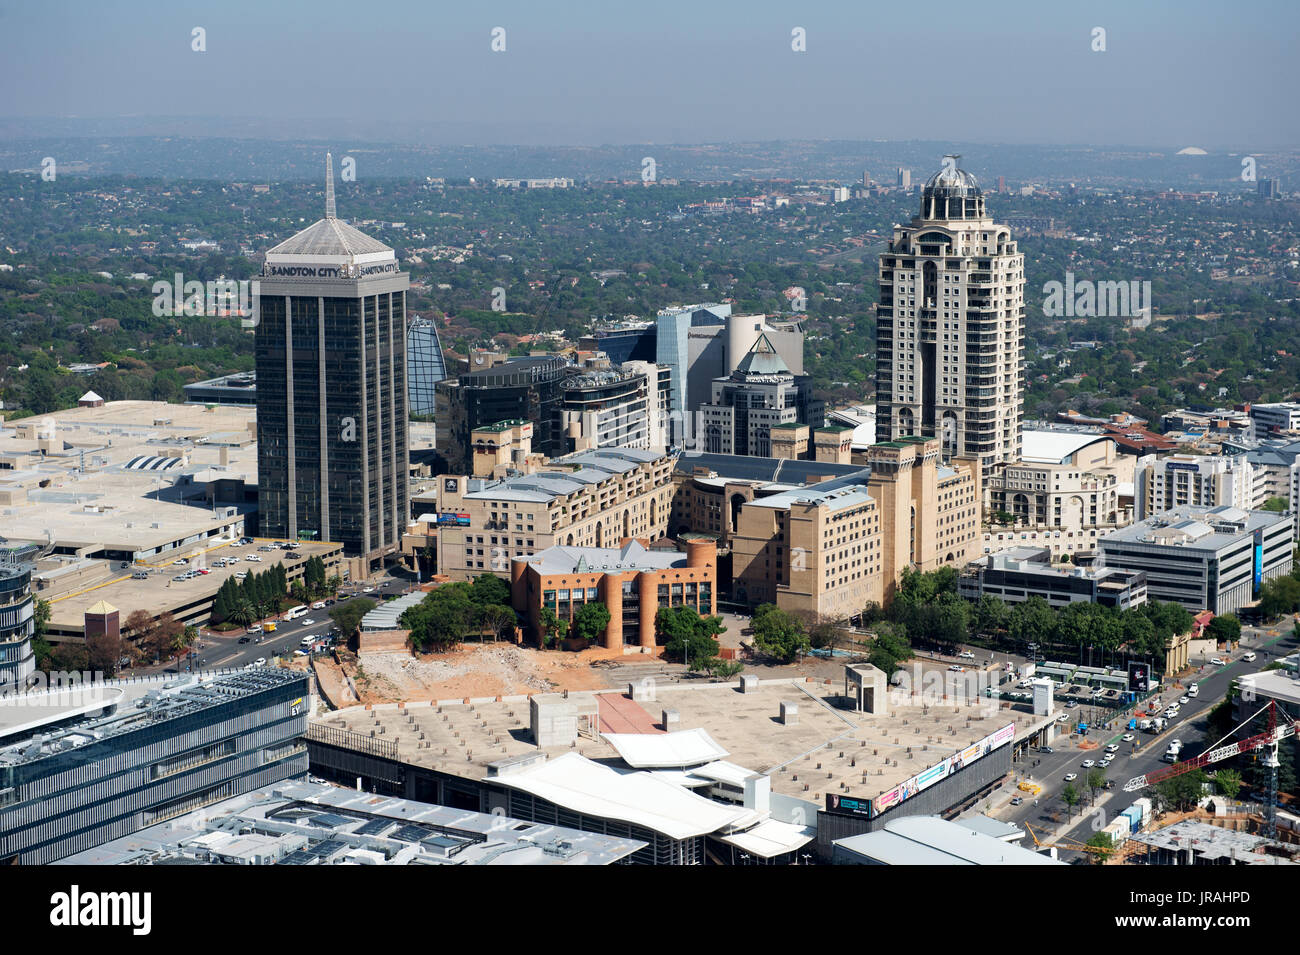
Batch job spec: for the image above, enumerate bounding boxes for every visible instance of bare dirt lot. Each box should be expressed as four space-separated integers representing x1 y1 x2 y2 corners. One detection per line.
349 643 625 703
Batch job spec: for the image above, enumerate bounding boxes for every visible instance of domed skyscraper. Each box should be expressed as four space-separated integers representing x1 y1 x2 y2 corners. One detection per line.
875 156 1025 476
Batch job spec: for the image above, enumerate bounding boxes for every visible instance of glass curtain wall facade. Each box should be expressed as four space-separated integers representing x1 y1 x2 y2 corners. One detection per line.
408 317 448 419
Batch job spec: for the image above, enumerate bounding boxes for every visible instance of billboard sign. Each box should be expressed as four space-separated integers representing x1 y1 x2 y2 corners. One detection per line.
870 722 1015 818
825 794 872 817
1127 661 1149 693
438 513 471 527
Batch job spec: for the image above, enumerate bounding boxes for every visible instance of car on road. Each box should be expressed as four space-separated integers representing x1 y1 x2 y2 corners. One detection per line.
362 586 375 593
1066 700 1079 708
1170 738 1182 748
1242 652 1257 662
1122 733 1135 742
948 664 964 672
238 636 251 644
1179 695 1189 705
1081 759 1096 768
1064 773 1078 781
958 651 975 660
253 658 267 667
300 618 316 626
1056 714 1070 723
1010 796 1024 806
1018 781 1042 795
247 624 263 633
1038 746 1054 754
173 558 187 565
1210 657 1226 666
1105 744 1119 753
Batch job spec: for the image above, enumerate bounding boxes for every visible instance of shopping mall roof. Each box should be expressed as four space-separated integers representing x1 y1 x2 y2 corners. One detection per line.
601 728 729 768
492 752 754 841
1021 429 1115 465
834 816 1062 865
54 780 644 866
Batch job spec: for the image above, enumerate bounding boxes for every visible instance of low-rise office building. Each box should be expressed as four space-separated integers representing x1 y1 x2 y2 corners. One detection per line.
432 448 677 582
958 546 1147 610
511 538 717 650
0 668 309 864
1135 453 1254 520
1099 505 1294 614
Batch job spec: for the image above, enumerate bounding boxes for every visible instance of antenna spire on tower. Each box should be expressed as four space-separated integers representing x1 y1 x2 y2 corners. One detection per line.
325 152 336 218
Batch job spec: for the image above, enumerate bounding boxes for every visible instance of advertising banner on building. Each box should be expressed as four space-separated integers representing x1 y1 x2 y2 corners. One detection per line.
867 722 1016 818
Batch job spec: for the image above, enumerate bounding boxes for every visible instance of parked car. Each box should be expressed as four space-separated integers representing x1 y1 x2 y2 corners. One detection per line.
948 665 964 672
247 624 263 634
362 586 376 593
252 658 267 667
173 558 188 565
1210 657 1226 666
1038 746 1054 754
958 651 975 660
246 554 262 562
1010 796 1024 806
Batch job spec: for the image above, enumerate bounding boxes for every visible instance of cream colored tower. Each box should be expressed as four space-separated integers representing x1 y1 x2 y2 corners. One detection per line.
876 157 1025 478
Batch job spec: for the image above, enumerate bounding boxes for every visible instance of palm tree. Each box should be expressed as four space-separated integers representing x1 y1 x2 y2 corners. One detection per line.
229 600 257 630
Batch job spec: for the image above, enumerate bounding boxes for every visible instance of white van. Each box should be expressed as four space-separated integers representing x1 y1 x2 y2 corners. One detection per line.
285 605 309 620
1187 683 1200 697
311 600 326 610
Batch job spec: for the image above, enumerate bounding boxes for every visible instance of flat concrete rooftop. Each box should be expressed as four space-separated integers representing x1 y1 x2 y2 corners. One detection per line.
315 677 1028 810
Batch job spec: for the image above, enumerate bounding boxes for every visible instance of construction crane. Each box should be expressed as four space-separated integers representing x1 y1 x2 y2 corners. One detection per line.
1123 699 1299 838
1022 821 1111 857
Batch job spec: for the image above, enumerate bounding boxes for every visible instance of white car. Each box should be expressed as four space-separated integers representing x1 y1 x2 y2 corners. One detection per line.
1064 772 1078 781
253 657 267 667
1105 744 1119 753
1210 657 1226 666
948 665 965 672
246 554 262 562
300 618 316 626
1056 714 1070 723
1081 759 1096 768
247 624 263 634
173 558 188 565
362 586 376 593
958 651 975 660
1122 733 1135 742
1179 695 1189 705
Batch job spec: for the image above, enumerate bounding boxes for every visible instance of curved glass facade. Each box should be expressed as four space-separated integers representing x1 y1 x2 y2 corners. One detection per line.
407 317 448 419
0 546 37 688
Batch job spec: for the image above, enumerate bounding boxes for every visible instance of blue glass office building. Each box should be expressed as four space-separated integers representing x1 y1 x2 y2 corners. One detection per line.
408 316 449 418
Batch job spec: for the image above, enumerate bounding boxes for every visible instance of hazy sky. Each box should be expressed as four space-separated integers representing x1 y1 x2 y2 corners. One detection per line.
1 0 1294 148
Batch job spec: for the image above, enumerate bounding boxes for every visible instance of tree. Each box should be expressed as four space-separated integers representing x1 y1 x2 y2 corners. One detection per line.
1061 782 1081 818
1152 769 1207 813
570 601 611 645
750 603 809 664
469 573 511 608
1009 596 1055 651
656 606 724 668
867 621 911 677
329 597 376 647
1086 767 1107 804
1259 576 1300 618
707 659 745 680
229 600 257 630
1213 769 1242 800
478 604 518 643
85 628 127 675
973 595 1010 637
403 583 475 652
537 606 568 648
1084 831 1115 864
1205 614 1241 646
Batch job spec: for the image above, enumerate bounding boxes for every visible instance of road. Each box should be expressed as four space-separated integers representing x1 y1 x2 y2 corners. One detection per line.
146 576 414 675
972 619 1299 858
